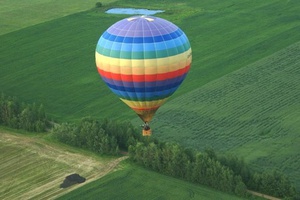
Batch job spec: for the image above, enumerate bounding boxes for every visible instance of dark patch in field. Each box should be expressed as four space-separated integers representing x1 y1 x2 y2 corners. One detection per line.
60 173 86 188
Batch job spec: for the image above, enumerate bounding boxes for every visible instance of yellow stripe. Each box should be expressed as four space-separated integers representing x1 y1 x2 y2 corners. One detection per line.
120 98 169 109
95 48 192 75
135 109 157 123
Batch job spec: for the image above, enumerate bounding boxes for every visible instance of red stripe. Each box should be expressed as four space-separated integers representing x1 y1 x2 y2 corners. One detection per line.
97 64 190 82
132 106 160 111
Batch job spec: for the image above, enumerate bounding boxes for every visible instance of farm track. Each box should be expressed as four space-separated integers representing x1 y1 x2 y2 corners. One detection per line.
247 190 281 200
0 131 128 200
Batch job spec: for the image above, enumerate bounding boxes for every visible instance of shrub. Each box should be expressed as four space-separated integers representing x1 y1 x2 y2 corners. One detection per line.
95 2 102 8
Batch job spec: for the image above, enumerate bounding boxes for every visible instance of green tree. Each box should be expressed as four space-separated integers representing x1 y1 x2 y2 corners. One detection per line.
170 144 188 178
95 2 102 8
191 153 207 183
19 106 33 131
234 176 247 197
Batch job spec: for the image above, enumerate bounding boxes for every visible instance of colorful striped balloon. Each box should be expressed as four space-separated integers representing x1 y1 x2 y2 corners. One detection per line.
95 15 192 124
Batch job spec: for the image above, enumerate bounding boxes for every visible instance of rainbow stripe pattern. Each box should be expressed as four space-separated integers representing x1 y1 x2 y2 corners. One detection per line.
95 16 192 122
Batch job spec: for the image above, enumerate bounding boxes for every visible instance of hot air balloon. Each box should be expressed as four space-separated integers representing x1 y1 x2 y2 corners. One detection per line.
95 15 192 136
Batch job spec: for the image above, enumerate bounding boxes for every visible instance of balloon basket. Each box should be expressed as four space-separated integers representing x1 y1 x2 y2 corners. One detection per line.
142 128 152 136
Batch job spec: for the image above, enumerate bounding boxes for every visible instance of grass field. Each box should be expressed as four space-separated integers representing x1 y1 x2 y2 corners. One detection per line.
0 129 122 200
57 162 246 200
149 41 300 190
0 0 117 35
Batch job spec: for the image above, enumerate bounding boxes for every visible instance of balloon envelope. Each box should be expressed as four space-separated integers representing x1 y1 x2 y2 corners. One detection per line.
95 16 192 123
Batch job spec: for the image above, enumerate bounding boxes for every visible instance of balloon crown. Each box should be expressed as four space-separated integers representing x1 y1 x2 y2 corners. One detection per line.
127 15 154 22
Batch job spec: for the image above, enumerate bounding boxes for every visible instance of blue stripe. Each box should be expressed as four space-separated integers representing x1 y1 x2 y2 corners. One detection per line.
105 78 184 93
97 33 189 52
109 86 180 101
102 29 184 43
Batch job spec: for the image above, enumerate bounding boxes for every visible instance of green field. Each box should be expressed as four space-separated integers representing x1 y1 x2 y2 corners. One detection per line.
149 41 300 189
1 0 300 122
1 0 300 198
0 0 117 35
58 162 245 200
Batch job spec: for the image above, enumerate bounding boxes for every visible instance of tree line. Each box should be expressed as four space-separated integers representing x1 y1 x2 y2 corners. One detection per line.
129 141 247 196
0 93 48 132
0 93 298 199
128 141 297 199
51 117 144 155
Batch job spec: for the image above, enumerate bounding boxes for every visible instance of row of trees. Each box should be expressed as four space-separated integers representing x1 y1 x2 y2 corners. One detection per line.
0 93 48 132
129 142 247 196
249 170 296 198
128 142 296 199
51 117 144 155
218 154 297 198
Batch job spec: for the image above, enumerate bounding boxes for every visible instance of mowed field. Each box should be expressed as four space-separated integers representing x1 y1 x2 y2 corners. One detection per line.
150 41 300 189
0 129 125 200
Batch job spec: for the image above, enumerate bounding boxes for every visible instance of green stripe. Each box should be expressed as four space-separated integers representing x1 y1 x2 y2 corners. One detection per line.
96 42 190 59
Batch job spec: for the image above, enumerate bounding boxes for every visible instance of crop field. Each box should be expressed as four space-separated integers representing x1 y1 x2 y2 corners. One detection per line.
150 41 300 190
0 129 123 200
58 163 245 200
1 0 300 122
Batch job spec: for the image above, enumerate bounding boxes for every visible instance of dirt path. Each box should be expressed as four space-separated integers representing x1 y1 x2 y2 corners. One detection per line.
0 131 128 200
247 190 281 200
